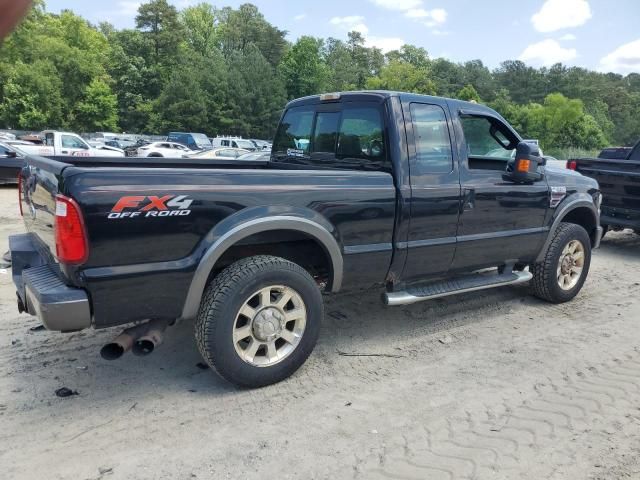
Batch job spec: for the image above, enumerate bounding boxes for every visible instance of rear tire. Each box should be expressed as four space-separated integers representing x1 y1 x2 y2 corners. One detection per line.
195 255 323 388
531 222 591 303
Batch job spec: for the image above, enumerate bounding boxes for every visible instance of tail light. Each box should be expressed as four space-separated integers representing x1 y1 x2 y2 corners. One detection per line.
566 160 577 170
54 194 88 264
17 171 23 217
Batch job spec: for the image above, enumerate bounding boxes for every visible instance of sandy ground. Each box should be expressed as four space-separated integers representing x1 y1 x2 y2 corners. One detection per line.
1 183 640 480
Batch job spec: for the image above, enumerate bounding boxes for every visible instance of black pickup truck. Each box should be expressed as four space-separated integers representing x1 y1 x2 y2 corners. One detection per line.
569 140 640 234
10 91 602 387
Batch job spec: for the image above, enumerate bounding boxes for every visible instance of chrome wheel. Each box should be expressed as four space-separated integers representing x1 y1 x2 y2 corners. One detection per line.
233 285 307 367
556 239 585 290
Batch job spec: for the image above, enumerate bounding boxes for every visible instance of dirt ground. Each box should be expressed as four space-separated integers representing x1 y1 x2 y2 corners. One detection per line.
1 183 640 480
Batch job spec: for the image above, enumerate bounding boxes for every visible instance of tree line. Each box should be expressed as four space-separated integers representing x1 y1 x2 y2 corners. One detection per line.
1 0 639 155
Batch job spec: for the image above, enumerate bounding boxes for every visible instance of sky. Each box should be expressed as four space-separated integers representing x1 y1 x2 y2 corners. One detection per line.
44 0 640 74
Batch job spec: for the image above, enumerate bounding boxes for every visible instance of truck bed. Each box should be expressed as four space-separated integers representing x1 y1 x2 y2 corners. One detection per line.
571 156 640 228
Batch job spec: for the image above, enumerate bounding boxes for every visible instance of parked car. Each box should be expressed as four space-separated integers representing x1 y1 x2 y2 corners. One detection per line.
250 139 272 151
124 139 150 157
0 142 25 184
105 139 137 150
568 139 640 235
137 141 193 157
10 91 601 388
167 132 212 151
187 147 250 160
16 131 124 157
237 151 271 161
211 136 257 151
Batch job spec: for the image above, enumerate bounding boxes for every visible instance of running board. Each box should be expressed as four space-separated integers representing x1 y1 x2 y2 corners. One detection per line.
384 270 533 306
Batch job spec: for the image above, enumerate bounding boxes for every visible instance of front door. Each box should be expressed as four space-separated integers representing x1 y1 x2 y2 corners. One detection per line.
451 113 549 271
402 101 461 283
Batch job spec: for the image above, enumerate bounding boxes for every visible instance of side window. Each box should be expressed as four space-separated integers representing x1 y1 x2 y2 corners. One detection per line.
273 106 314 157
629 143 640 161
460 116 516 170
222 140 229 147
410 103 452 173
0 145 9 155
61 135 89 149
45 133 54 146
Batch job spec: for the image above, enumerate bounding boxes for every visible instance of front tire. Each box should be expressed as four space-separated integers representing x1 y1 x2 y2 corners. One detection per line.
195 255 323 388
531 222 591 303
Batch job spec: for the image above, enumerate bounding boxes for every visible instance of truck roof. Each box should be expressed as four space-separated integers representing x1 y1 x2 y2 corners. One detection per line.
286 90 505 120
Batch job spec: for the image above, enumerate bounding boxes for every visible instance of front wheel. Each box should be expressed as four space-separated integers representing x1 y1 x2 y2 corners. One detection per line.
195 255 323 388
531 222 592 303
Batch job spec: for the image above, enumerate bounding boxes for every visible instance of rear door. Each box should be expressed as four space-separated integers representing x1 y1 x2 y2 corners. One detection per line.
401 101 461 283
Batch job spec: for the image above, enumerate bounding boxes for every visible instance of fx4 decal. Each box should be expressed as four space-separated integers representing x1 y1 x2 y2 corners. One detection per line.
107 195 193 219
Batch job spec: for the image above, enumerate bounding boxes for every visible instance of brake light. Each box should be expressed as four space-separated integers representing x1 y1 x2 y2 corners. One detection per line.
566 160 577 170
54 194 88 264
17 171 23 217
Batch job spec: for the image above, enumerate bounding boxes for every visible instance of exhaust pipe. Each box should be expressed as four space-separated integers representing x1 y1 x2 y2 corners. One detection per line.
132 319 168 357
100 323 150 360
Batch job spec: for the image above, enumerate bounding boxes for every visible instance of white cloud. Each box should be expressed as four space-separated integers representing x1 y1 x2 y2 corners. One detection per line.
531 0 592 32
116 1 141 17
519 39 578 66
369 0 448 32
366 36 405 53
599 39 640 74
370 0 422 11
559 33 577 41
293 14 307 21
405 7 447 27
329 15 369 35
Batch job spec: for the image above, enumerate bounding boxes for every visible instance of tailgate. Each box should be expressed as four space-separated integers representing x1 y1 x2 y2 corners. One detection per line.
574 157 640 210
19 155 70 261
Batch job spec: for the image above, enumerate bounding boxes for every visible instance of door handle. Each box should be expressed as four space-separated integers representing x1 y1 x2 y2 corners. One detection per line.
61 150 68 154
462 188 475 212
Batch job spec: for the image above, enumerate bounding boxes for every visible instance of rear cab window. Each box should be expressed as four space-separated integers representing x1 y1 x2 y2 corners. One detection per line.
273 102 388 171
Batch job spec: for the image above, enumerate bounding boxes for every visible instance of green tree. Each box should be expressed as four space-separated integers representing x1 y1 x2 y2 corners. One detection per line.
457 84 481 103
181 3 219 57
74 78 119 131
135 0 183 63
280 36 328 99
366 59 436 94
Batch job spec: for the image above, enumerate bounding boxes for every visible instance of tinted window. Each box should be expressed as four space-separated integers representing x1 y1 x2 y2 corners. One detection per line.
273 107 314 157
0 145 9 155
273 104 386 170
629 143 640 161
311 112 340 160
338 108 385 166
410 103 452 173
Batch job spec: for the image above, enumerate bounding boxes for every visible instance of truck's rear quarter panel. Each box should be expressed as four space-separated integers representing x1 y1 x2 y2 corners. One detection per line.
37 165 396 327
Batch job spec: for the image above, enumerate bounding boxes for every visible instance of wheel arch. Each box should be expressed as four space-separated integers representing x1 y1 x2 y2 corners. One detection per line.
180 216 343 320
536 194 599 263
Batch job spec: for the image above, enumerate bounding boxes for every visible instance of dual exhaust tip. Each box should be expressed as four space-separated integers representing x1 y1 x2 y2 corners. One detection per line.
100 319 168 360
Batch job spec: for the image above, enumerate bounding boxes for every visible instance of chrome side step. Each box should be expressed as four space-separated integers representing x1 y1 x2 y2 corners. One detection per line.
384 270 533 306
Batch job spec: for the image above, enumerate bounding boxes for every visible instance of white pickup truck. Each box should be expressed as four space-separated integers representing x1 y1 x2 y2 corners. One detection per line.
18 131 124 157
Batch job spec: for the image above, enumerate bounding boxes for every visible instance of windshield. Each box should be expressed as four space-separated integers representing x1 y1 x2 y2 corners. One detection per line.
192 133 211 146
235 140 255 149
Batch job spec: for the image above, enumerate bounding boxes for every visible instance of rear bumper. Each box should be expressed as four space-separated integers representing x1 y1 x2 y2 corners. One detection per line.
601 205 640 230
10 234 91 332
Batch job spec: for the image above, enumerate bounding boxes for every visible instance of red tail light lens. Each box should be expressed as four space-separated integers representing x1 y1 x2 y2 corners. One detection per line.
54 194 88 264
566 160 577 170
17 171 23 217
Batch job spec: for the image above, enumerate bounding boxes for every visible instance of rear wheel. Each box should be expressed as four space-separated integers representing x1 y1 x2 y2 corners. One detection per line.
531 222 591 303
195 255 323 388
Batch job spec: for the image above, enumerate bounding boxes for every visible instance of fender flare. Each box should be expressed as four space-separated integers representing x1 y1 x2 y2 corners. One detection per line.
535 193 599 263
180 216 343 320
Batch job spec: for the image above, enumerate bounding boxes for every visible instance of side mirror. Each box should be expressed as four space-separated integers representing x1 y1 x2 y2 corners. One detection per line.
503 141 544 183
7 151 17 158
